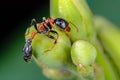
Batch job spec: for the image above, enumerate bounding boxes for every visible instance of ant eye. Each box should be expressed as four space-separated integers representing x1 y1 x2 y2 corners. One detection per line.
56 21 65 28
55 18 68 29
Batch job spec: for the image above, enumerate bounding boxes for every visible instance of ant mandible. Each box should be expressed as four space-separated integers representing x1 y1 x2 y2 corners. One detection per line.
22 17 78 62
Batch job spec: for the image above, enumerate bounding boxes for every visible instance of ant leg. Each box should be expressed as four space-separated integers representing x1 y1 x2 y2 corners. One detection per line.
43 30 59 54
31 18 39 32
43 23 58 43
46 35 56 41
26 19 38 39
43 34 56 54
25 19 38 36
43 23 50 32
69 21 79 32
49 30 59 44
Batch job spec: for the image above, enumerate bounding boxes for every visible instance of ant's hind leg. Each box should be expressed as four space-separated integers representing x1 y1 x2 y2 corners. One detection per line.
31 19 38 31
25 19 38 36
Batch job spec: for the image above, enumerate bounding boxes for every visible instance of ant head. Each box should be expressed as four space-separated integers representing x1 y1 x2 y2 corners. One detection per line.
54 18 69 30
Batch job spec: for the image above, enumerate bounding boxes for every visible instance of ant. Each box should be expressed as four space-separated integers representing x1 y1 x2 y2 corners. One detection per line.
22 17 78 62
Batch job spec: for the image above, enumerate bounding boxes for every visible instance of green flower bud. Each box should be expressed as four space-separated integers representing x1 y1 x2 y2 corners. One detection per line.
25 25 72 69
71 40 97 67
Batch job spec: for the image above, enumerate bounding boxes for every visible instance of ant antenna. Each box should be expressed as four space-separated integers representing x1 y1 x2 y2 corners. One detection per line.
69 21 79 32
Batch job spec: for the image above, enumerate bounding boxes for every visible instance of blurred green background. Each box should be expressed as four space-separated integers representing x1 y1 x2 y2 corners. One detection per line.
0 0 120 80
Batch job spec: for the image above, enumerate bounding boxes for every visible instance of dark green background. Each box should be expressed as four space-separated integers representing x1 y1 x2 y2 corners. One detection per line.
0 0 120 80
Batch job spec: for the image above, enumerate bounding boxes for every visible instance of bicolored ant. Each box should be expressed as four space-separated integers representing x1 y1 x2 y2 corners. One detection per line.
22 17 78 62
